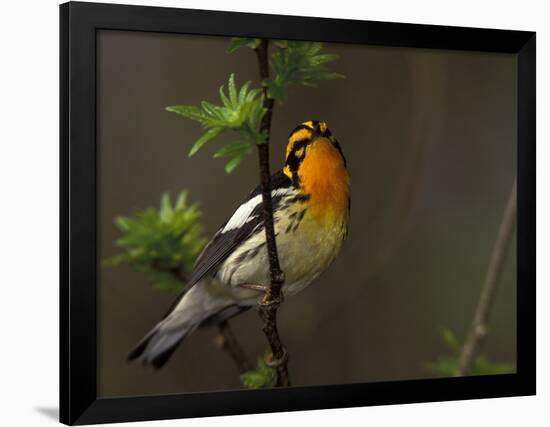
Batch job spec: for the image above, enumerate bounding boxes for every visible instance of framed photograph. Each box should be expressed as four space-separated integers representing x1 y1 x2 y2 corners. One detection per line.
60 1 535 425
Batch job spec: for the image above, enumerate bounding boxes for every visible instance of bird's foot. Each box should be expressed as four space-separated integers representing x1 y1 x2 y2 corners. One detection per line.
259 294 284 307
238 283 271 293
237 283 285 305
264 348 288 368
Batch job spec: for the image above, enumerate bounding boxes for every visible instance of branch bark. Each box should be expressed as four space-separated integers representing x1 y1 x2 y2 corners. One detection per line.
214 320 253 373
168 270 253 374
253 39 291 387
457 178 517 375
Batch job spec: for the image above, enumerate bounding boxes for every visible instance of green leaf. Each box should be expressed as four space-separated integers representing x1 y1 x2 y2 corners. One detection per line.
114 216 130 231
307 42 323 56
240 354 276 389
473 356 513 375
219 84 231 107
228 73 238 108
224 156 243 174
165 105 209 124
174 192 187 210
159 192 173 222
310 53 339 66
188 127 223 157
423 327 514 377
213 141 253 173
213 142 253 158
238 80 252 105
423 357 459 377
441 327 461 353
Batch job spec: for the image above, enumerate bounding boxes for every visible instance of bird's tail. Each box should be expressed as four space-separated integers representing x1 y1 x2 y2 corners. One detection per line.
128 282 248 369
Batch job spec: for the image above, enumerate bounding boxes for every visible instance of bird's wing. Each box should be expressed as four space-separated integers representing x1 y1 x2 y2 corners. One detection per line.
187 170 293 288
161 170 293 318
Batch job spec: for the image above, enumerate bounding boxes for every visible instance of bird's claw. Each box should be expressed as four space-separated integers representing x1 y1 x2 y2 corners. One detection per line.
237 283 285 306
265 348 288 368
238 283 271 293
259 295 284 307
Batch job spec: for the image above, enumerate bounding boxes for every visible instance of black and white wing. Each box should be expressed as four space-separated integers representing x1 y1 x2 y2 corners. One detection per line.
162 171 293 316
186 171 293 288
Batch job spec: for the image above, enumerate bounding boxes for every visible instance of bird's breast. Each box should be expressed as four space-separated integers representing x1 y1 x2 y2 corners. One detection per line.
276 207 347 296
297 138 350 226
218 195 348 301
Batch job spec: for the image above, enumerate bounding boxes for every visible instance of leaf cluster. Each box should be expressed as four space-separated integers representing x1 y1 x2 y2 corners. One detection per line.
263 41 344 103
167 38 343 173
240 353 276 389
166 74 266 173
424 328 514 376
103 192 207 290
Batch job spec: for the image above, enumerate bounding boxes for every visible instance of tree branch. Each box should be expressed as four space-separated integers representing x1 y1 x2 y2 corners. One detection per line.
457 178 517 375
168 270 253 374
214 320 253 373
254 39 291 387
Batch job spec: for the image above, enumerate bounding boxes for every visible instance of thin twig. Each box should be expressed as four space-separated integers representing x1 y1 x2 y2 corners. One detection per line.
254 39 291 386
457 178 517 375
168 270 253 374
215 320 253 373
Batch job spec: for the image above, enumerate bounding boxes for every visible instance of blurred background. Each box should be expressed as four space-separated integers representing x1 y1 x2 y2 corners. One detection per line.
97 30 516 397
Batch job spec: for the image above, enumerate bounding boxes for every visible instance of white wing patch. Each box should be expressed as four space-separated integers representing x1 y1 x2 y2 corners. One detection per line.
221 188 291 233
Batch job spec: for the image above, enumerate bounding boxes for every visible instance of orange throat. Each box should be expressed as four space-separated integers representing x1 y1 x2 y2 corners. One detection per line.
296 138 349 224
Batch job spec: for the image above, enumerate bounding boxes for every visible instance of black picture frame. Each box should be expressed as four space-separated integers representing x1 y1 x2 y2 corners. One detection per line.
60 1 536 425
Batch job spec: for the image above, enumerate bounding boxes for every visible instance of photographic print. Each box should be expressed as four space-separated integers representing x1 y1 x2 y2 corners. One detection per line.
60 3 535 424
97 30 517 396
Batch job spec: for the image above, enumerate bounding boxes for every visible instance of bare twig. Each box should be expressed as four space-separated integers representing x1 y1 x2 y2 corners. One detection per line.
169 270 252 374
214 320 253 373
254 39 291 386
457 178 517 375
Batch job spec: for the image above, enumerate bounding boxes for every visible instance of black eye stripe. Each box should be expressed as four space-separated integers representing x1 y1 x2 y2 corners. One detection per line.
286 150 302 171
285 142 307 186
285 122 345 186
292 139 309 150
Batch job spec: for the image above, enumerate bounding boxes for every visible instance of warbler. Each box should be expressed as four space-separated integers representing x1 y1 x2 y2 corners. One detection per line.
129 120 350 368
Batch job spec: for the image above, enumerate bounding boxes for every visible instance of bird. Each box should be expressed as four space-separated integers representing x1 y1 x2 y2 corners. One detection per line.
128 120 350 369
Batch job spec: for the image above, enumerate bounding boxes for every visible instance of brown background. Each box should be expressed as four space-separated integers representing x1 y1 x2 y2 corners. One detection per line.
97 30 517 397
